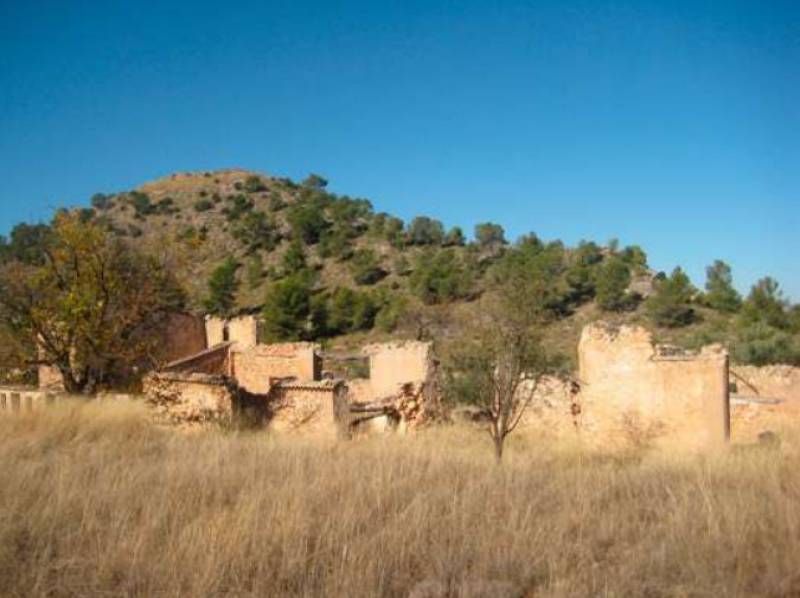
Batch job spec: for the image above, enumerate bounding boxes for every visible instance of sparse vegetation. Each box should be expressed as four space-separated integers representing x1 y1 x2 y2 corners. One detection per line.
2 402 800 597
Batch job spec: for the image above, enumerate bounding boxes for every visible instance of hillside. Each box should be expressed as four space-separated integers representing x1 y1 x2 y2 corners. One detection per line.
9 168 799 367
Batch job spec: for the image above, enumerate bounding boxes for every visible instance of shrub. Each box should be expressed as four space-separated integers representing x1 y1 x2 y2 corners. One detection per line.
349 249 386 285
90 193 111 210
243 175 267 193
232 211 278 253
194 199 214 212
646 267 696 327
204 258 239 317
407 217 445 246
474 222 506 247
595 257 633 312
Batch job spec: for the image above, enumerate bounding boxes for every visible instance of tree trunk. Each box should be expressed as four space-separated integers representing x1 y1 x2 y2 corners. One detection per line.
493 434 504 463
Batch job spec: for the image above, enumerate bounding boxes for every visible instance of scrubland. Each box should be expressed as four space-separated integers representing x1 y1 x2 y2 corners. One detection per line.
1 402 799 597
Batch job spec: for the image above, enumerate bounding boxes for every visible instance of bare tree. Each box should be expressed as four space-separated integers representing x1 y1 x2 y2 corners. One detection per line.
443 240 565 461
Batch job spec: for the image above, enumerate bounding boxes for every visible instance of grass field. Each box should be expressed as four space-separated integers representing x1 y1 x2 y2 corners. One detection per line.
1 401 799 597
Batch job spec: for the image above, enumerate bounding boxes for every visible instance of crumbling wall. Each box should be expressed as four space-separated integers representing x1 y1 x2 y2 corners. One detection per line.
205 315 258 348
731 365 800 404
362 341 433 398
268 380 346 438
231 342 320 394
142 372 235 428
227 315 258 349
161 343 231 376
576 323 729 449
205 317 227 347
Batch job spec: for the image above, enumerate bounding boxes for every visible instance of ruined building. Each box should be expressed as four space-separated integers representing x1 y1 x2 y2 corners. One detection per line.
517 322 731 450
142 314 437 436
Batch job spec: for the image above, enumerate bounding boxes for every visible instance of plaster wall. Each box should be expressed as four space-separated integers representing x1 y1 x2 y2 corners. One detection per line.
731 365 800 403
363 341 432 398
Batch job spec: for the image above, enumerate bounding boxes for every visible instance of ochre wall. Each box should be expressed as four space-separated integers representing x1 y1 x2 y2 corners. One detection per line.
143 373 233 428
363 341 432 399
205 315 259 349
268 382 344 438
576 323 729 449
205 317 226 347
231 343 320 394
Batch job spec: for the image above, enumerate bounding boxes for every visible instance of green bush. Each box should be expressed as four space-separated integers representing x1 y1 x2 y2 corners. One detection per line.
194 199 214 212
243 175 267 193
349 249 386 285
410 249 473 304
204 258 239 317
646 267 695 327
595 257 633 312
407 217 445 246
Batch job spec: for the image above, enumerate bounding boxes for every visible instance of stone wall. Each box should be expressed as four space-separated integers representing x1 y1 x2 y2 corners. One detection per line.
730 365 800 404
231 343 320 393
142 372 235 428
162 343 231 376
267 380 347 438
576 323 729 449
361 341 433 399
517 324 730 450
205 315 258 348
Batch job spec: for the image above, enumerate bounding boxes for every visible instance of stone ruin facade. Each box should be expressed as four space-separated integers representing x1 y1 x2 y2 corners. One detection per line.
516 322 731 450
20 310 800 450
141 314 437 437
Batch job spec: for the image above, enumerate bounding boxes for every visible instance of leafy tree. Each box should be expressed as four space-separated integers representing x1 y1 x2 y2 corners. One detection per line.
565 241 603 301
646 267 696 327
349 248 386 285
384 216 405 247
620 245 648 269
407 216 445 246
704 260 742 313
262 271 322 341
287 203 328 244
302 173 328 190
204 258 239 317
282 239 307 275
595 257 632 312
739 277 789 329
0 223 52 265
444 226 465 247
410 249 473 304
443 242 563 461
474 222 506 247
0 213 185 393
326 287 377 334
487 240 569 316
375 294 408 332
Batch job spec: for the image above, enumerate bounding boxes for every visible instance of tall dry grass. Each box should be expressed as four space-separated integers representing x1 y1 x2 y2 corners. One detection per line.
1 401 799 597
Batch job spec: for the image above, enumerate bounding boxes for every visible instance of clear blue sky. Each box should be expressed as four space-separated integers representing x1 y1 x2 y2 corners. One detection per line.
1 0 797 298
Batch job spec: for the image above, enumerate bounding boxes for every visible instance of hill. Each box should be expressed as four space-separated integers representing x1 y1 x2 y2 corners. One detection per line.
5 168 800 367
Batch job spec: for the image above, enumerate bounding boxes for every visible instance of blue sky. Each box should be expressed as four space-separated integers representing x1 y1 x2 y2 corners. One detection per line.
0 0 797 298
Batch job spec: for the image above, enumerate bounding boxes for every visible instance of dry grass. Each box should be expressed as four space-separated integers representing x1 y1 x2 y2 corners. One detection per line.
1 402 799 597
